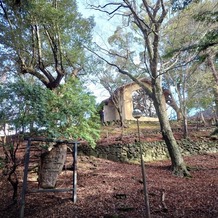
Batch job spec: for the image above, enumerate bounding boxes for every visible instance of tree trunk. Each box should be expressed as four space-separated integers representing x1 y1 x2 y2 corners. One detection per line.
208 54 218 125
117 107 124 127
176 109 182 121
152 83 190 177
164 89 182 121
182 99 188 138
214 86 218 121
200 112 207 126
183 115 188 139
8 169 19 204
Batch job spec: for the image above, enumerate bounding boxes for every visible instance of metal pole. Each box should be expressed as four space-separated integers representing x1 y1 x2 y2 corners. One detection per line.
73 142 77 203
137 118 151 218
20 139 31 218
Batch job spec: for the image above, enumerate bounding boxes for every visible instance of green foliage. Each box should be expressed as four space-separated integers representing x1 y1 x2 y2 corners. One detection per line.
163 0 218 57
107 26 145 77
198 29 218 51
161 0 217 116
0 0 95 88
193 8 218 51
194 10 218 23
186 70 214 110
0 78 100 147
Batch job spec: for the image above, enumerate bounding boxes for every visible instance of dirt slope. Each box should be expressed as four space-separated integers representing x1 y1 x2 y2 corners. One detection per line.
0 153 217 218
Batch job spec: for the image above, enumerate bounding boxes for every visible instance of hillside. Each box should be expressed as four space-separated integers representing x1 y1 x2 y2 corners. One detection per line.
98 121 214 145
0 154 217 218
0 122 217 218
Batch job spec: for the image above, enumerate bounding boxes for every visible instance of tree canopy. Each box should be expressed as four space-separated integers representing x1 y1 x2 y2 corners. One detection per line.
0 0 94 89
0 78 100 147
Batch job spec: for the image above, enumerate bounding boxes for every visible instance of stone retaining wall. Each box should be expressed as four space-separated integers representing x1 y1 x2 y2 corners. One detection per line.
78 139 218 163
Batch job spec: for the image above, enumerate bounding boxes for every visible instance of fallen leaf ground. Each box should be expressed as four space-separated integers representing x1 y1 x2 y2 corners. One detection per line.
0 153 217 218
0 123 218 218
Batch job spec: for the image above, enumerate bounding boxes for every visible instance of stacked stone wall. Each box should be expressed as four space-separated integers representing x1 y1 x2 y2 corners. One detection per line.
79 139 218 163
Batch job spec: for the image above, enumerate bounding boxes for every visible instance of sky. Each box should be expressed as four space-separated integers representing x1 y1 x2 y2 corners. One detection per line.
77 1 120 103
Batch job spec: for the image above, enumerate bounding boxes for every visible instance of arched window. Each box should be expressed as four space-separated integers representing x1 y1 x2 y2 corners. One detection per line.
132 89 157 117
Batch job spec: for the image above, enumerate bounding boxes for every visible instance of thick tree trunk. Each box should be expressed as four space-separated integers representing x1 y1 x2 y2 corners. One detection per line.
117 107 124 127
152 83 190 177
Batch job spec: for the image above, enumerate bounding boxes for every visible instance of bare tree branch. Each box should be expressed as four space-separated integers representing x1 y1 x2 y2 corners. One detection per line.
89 2 127 16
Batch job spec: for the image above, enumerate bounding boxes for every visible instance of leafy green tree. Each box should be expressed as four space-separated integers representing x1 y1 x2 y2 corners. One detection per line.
0 76 99 204
0 78 100 146
163 0 217 134
194 4 218 120
0 0 94 89
185 64 214 109
0 0 97 203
